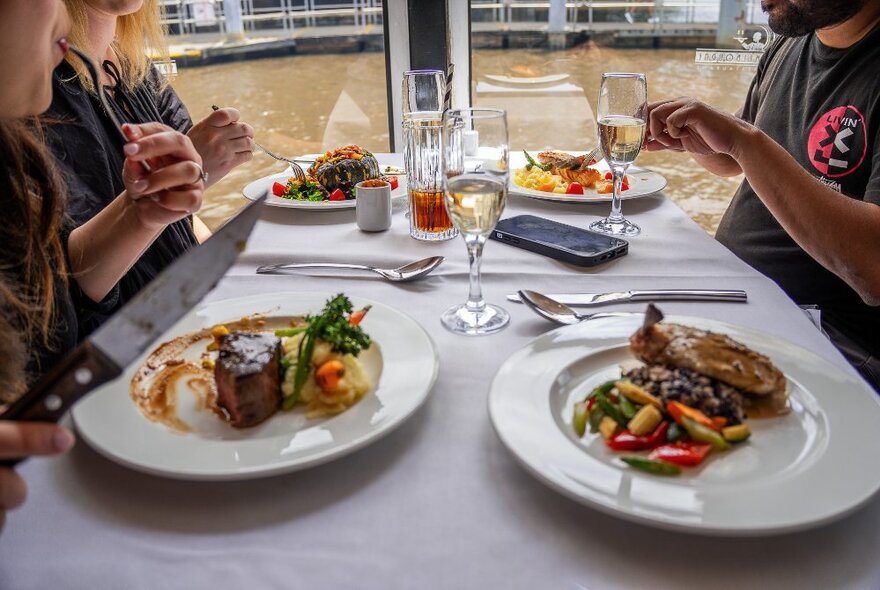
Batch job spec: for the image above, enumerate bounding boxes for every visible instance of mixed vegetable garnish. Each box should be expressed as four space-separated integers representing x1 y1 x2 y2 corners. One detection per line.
574 377 751 476
277 294 372 409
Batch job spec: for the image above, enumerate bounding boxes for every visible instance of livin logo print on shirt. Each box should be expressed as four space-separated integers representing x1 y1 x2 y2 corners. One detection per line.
807 105 868 181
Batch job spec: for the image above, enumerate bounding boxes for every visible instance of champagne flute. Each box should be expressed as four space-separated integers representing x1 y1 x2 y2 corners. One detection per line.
589 73 647 237
440 108 510 335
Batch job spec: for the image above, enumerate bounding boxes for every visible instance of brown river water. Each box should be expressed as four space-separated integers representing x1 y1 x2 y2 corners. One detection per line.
171 47 757 233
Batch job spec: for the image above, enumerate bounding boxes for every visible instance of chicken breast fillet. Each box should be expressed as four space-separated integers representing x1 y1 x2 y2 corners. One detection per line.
629 304 787 398
537 150 602 187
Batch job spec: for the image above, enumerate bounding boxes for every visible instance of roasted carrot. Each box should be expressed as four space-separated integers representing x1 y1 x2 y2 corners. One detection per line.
349 305 372 326
315 359 345 391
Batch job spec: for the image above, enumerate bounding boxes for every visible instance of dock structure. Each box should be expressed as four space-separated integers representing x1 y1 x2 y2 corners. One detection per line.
161 0 766 66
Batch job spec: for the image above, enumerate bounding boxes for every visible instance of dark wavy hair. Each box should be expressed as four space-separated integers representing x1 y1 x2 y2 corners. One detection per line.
0 119 66 394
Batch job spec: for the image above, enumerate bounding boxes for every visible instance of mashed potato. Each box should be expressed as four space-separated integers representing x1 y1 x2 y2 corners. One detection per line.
280 334 372 418
513 167 568 193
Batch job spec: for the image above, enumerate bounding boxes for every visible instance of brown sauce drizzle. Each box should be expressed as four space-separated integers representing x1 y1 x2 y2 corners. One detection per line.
130 314 306 432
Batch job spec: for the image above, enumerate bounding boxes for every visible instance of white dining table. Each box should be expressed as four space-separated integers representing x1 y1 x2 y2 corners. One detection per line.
3 155 880 590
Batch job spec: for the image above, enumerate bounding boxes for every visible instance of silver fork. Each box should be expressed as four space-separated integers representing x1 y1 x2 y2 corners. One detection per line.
584 146 602 163
211 105 305 181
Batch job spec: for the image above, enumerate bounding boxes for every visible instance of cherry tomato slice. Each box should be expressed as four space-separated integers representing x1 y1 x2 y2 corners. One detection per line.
604 171 613 181
385 175 399 190
329 188 346 201
565 182 584 195
272 182 286 197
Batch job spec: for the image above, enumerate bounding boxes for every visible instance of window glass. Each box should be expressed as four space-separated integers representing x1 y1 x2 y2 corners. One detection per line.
166 1 389 230
471 1 767 233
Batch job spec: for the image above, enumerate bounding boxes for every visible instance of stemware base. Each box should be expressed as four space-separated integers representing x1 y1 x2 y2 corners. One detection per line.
589 217 641 237
441 302 509 336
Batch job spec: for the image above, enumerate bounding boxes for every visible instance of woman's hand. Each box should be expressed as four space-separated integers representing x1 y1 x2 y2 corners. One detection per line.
187 107 254 187
121 122 206 232
644 97 754 158
0 421 74 531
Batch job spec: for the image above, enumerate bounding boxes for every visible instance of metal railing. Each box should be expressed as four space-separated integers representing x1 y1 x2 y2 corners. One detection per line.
160 0 766 36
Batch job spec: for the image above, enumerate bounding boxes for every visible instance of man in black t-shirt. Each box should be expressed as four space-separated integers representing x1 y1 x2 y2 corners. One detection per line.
645 0 880 391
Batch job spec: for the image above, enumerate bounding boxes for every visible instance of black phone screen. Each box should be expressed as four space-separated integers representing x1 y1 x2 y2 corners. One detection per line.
490 215 628 266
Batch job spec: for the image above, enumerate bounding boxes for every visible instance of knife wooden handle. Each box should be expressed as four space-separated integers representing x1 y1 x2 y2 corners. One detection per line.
0 342 120 467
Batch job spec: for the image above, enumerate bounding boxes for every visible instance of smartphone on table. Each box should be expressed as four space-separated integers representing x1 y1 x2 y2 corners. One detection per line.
489 214 628 267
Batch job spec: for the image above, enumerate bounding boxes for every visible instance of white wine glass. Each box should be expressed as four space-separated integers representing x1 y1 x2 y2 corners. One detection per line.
590 73 647 237
440 108 510 336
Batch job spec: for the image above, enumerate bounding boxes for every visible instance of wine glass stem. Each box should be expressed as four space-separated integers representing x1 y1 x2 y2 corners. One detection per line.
465 237 486 314
609 165 627 223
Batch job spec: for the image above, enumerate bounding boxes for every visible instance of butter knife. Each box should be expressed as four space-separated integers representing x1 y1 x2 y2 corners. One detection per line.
506 289 747 305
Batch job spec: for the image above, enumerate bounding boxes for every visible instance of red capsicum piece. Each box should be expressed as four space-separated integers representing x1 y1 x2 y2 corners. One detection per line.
606 421 669 451
649 442 712 466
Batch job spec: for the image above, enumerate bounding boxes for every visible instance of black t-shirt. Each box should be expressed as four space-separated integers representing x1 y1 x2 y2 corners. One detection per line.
715 26 880 389
45 61 199 336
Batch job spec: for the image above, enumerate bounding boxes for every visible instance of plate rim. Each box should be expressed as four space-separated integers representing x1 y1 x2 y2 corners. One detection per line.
488 315 880 536
72 292 440 481
242 170 407 210
484 73 571 85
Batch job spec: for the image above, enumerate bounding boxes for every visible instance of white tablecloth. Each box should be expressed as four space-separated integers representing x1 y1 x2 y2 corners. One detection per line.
3 156 879 590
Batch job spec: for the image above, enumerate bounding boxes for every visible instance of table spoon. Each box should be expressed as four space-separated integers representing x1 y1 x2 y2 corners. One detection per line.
257 256 444 282
518 290 640 325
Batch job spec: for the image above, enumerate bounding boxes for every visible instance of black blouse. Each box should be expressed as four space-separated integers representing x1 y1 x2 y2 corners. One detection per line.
45 60 199 336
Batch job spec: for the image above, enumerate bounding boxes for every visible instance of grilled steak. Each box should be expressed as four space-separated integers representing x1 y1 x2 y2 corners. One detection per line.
214 332 282 427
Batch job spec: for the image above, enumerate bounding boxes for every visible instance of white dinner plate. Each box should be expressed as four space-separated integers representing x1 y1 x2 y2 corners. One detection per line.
489 315 880 536
509 151 666 203
243 168 407 210
72 293 438 480
484 73 570 85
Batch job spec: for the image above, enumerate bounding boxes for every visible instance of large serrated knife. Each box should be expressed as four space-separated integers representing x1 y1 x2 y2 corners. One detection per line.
0 194 265 463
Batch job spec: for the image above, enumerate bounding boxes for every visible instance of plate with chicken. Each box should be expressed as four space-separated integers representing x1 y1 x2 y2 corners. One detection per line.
510 150 666 203
489 306 880 535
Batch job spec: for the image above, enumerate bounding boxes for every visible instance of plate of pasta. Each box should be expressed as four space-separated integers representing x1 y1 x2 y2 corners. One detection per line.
509 150 666 203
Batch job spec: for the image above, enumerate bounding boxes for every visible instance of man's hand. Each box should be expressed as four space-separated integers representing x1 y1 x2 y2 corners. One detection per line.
644 98 754 157
121 122 206 232
644 98 751 177
0 422 75 531
186 107 254 186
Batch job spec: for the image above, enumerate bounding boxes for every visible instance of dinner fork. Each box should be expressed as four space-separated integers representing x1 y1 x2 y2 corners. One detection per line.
584 146 602 163
211 105 305 181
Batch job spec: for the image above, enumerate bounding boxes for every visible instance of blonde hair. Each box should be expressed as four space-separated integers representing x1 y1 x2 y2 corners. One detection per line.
63 0 169 93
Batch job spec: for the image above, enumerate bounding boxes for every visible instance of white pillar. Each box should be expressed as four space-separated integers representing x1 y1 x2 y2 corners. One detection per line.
716 0 747 48
548 0 567 49
549 0 566 32
222 0 245 41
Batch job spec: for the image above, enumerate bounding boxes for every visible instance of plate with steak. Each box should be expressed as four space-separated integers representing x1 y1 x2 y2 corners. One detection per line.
71 292 438 480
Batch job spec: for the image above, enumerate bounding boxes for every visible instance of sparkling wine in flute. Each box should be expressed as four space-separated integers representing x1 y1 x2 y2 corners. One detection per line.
445 175 507 236
598 115 646 166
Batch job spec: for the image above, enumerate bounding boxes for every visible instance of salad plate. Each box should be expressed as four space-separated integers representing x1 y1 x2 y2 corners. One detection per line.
72 292 439 480
509 150 666 203
488 314 880 535
243 171 407 210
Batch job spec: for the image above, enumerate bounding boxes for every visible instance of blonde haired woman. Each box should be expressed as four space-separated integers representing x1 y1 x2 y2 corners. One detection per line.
45 0 254 334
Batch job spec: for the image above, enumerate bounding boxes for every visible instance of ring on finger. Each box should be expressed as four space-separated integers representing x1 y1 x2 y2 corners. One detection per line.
191 161 209 185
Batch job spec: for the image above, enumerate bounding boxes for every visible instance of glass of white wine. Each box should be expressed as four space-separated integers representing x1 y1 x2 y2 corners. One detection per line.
590 73 648 237
440 108 510 336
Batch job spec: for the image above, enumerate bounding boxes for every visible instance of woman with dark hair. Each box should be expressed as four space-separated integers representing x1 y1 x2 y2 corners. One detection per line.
0 0 209 529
